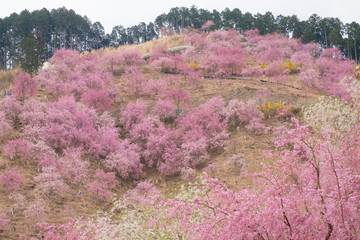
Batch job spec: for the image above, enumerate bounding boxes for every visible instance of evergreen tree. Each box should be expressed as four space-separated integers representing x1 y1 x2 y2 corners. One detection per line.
20 31 46 75
302 25 316 43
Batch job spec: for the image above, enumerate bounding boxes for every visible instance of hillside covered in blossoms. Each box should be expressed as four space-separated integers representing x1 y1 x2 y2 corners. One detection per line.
0 22 360 239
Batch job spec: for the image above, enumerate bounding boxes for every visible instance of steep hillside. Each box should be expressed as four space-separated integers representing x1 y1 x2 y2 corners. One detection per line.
0 29 359 239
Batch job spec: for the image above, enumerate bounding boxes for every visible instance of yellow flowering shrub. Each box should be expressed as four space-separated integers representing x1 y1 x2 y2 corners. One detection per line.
258 100 284 117
259 101 300 119
283 61 301 74
189 62 200 70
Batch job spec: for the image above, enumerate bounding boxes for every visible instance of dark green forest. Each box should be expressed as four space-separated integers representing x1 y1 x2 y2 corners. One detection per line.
1 6 360 71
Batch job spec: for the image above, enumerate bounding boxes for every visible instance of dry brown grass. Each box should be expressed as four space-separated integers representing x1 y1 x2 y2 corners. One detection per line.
0 69 19 93
100 34 185 55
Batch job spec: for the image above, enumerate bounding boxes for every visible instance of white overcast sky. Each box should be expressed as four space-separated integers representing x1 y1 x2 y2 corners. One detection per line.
1 0 359 34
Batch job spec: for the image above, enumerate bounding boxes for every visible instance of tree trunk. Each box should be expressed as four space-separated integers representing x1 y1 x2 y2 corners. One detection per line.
70 32 73 49
324 30 328 48
172 16 175 32
10 37 15 68
355 38 358 64
54 31 57 50
4 46 7 70
3 32 8 70
64 32 66 49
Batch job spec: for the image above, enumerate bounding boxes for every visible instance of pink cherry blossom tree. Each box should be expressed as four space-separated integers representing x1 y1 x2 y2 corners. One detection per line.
165 88 191 114
3 138 32 162
120 49 145 66
12 72 37 100
0 169 24 192
81 89 114 111
35 166 69 197
104 140 143 179
0 97 22 124
51 49 79 68
87 169 118 201
119 100 148 133
58 149 89 184
124 180 160 204
0 111 12 137
201 20 215 32
0 213 9 230
203 46 247 78
224 99 264 129
123 66 146 96
24 199 50 221
152 100 176 122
